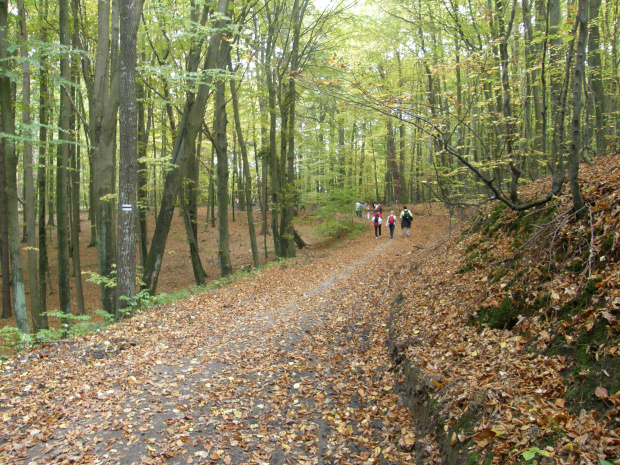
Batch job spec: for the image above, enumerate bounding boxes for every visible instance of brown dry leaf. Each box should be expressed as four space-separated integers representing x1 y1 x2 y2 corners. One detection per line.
595 386 609 399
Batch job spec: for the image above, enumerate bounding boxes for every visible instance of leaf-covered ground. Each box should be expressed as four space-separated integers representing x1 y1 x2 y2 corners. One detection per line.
0 209 451 464
387 153 620 464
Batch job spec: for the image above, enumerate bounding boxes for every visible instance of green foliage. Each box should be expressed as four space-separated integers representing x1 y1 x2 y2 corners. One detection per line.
83 268 117 288
0 311 106 351
521 447 551 461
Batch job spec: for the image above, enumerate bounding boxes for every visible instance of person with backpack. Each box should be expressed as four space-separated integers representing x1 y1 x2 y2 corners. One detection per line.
400 206 413 237
355 201 363 217
386 211 398 239
372 210 383 239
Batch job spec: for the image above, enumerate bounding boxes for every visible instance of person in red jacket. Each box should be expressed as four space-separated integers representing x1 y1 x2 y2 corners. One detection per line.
372 210 383 239
386 211 398 239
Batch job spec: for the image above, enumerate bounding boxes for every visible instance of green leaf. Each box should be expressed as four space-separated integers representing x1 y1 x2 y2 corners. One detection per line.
521 450 535 461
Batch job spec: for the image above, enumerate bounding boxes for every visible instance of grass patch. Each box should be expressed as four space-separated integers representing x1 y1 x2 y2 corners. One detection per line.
474 297 517 330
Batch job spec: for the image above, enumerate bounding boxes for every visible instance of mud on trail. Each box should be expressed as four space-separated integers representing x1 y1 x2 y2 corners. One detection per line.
0 208 452 465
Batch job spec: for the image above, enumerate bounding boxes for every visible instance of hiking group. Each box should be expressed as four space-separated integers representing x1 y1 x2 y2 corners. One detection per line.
356 202 413 239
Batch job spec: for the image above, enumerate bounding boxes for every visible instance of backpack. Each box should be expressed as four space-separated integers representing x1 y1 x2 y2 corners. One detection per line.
388 215 395 225
373 213 380 223
403 210 412 221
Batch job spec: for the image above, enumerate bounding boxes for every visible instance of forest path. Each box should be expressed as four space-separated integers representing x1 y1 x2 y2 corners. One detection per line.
0 213 451 465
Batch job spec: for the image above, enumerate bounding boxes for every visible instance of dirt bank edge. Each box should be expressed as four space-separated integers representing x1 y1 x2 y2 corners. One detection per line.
386 308 483 465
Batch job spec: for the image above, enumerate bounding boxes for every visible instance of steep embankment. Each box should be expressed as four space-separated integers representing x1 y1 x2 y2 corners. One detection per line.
385 153 620 464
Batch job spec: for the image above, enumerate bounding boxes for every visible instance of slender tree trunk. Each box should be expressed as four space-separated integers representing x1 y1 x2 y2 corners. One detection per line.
209 145 216 228
386 118 402 202
0 0 29 333
188 135 200 240
229 59 260 269
496 0 520 203
47 151 55 227
137 73 149 268
69 10 85 316
569 0 588 215
180 185 206 285
258 96 269 236
0 117 11 319
215 39 233 277
70 129 85 315
84 0 120 315
17 0 42 327
588 0 604 156
57 0 73 325
37 9 49 326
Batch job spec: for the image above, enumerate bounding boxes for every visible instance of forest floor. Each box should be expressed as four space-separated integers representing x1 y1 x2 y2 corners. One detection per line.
0 203 453 464
0 204 322 336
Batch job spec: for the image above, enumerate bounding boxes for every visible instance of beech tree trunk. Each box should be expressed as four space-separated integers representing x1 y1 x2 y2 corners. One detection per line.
37 10 50 326
81 0 120 315
117 0 143 312
569 0 588 215
0 0 29 333
0 117 11 319
137 77 150 268
215 38 233 277
229 58 260 269
588 0 605 156
17 0 42 327
386 118 402 202
57 0 73 324
180 185 206 285
69 13 85 316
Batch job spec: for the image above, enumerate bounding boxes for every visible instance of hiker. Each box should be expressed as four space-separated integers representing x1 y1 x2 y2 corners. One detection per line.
355 201 363 217
372 210 383 239
400 206 413 237
365 203 371 219
374 203 383 214
386 211 398 239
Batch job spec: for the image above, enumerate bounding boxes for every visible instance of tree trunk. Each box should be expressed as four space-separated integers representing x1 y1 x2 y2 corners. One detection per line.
188 134 200 241
496 0 520 204
209 145 216 228
69 8 85 316
57 0 73 325
0 0 29 333
117 0 142 312
83 0 120 315
0 117 11 319
70 126 85 315
215 38 233 277
258 95 269 236
37 11 49 327
386 118 402 202
17 0 42 327
137 72 149 268
587 0 604 156
229 58 260 269
179 186 206 285
568 0 588 215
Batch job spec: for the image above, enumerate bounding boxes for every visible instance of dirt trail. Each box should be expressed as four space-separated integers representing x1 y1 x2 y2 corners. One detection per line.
0 213 451 465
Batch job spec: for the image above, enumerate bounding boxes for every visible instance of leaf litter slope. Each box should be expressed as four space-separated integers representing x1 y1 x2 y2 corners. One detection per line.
0 213 451 465
386 153 620 464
